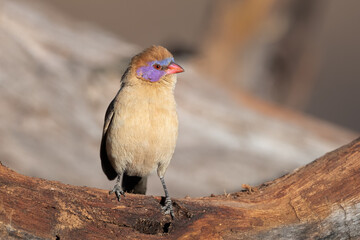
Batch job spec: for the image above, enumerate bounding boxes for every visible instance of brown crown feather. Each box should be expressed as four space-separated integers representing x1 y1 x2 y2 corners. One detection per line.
130 46 173 70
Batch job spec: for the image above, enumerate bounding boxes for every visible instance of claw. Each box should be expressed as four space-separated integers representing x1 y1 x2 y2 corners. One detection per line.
162 197 174 219
109 183 125 201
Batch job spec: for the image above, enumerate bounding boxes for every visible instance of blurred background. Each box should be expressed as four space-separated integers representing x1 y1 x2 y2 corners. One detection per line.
0 0 358 197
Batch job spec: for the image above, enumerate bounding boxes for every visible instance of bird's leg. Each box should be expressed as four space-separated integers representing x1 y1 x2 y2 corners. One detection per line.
160 177 174 219
109 175 125 201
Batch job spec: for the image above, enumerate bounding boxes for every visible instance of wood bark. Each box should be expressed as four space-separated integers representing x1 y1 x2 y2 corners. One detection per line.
0 138 359 239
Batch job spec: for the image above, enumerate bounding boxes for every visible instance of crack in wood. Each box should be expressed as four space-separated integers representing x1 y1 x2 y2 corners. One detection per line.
288 198 301 222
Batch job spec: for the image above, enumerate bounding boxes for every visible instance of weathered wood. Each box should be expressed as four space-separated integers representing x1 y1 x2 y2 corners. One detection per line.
0 138 359 239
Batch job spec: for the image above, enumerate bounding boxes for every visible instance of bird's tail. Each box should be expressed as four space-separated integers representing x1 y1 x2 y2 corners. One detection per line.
121 172 147 195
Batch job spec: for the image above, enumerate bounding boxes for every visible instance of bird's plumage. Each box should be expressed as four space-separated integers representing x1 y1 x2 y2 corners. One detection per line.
100 46 183 211
104 81 178 177
131 45 174 71
100 97 117 180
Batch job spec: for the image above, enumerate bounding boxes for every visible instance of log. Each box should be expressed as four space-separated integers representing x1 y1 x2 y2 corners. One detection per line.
0 138 359 239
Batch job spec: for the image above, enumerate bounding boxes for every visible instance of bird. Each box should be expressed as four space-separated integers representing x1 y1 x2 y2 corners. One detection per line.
100 45 184 218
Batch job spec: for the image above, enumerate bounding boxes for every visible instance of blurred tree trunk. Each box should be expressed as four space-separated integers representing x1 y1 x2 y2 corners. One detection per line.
197 0 327 109
0 138 359 239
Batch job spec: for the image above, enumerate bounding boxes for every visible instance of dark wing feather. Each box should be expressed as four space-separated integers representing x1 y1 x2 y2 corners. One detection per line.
100 97 117 180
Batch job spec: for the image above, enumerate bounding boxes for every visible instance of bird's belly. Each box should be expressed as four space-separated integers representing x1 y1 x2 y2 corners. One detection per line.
106 108 178 176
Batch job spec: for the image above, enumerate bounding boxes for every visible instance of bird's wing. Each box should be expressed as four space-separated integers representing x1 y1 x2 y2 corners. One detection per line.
100 97 118 180
103 99 115 135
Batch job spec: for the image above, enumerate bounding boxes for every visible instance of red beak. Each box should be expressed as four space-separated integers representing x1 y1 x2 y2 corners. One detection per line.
166 62 184 74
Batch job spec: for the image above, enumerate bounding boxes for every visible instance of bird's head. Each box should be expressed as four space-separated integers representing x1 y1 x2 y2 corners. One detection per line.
127 46 184 85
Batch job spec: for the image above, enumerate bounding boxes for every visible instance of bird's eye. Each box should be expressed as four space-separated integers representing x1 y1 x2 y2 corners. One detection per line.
153 64 161 70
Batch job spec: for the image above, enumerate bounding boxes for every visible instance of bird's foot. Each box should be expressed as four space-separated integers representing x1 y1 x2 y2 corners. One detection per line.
162 197 174 219
109 184 125 201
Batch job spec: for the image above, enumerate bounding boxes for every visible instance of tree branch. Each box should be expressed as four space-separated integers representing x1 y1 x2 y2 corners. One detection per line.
0 138 359 239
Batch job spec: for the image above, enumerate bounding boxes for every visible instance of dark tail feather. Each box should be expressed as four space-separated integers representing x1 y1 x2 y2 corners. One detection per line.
100 133 117 180
122 172 147 195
